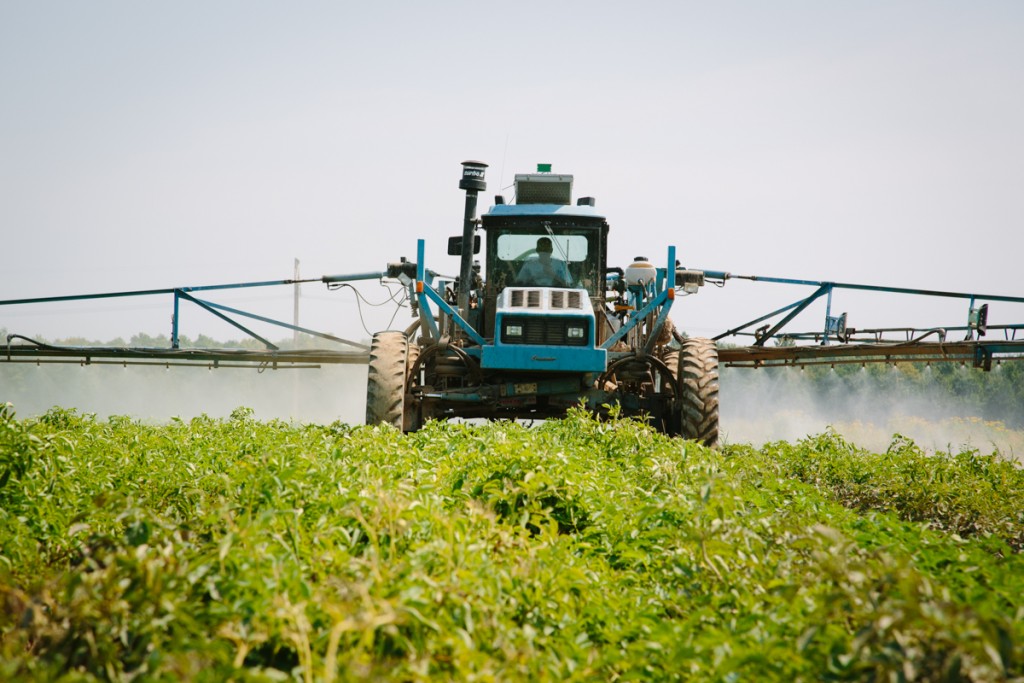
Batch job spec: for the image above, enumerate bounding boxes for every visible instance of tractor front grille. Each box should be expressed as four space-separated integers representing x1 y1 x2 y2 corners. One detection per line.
506 288 584 310
500 316 590 347
510 289 543 308
550 290 583 309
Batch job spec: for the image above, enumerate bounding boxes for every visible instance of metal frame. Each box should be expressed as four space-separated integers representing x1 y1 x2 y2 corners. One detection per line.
603 247 677 351
4 254 1024 372
704 273 1024 345
1 274 376 368
696 271 1024 369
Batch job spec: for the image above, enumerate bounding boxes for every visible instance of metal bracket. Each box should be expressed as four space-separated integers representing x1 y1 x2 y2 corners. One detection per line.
175 290 279 350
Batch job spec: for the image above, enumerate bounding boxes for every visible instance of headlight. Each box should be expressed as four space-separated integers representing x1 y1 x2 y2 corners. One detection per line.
506 324 523 337
567 326 585 339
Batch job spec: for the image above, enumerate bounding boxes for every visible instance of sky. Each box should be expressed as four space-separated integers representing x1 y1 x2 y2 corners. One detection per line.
2 0 1023 346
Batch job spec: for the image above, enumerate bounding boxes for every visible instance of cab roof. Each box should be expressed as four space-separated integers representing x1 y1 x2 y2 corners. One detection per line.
484 203 605 219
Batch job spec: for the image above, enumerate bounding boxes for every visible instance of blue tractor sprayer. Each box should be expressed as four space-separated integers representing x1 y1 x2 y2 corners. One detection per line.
4 161 1024 447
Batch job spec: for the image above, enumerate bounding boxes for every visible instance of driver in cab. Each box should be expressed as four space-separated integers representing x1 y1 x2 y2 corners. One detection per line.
516 237 573 287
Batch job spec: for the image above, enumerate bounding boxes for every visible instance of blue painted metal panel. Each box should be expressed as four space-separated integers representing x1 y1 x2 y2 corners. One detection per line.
643 294 675 354
0 278 326 307
485 204 605 219
414 239 442 340
419 391 490 402
0 272 387 350
691 269 1024 304
481 344 607 372
193 298 369 350
175 290 278 350
601 288 670 349
421 285 485 346
413 237 486 345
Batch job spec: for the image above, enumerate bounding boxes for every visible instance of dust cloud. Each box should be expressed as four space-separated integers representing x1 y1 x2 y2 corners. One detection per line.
0 362 367 425
4 359 1021 460
719 365 1023 459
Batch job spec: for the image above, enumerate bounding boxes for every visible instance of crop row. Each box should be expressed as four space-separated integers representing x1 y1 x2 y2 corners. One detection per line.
1 404 1022 681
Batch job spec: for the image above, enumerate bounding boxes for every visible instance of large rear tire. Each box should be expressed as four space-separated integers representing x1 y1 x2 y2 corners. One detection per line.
677 338 720 447
365 332 409 429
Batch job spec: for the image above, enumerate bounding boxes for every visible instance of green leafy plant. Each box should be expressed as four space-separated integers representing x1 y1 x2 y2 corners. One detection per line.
1 407 1021 681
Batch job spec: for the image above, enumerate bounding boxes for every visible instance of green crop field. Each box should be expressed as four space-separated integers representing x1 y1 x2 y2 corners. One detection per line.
2 403 1023 681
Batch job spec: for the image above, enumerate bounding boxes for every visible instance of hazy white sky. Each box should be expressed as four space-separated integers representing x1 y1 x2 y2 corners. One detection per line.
2 1 1023 344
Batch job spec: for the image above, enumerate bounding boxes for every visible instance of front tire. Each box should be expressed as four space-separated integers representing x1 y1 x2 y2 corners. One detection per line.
365 332 409 429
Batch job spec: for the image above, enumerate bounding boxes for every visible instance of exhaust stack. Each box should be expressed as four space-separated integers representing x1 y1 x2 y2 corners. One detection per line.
457 161 487 323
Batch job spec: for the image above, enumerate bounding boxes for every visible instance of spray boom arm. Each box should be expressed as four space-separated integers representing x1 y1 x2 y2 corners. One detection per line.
0 260 442 367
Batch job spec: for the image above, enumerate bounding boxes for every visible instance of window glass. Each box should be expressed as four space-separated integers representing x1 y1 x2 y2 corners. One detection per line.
496 234 589 263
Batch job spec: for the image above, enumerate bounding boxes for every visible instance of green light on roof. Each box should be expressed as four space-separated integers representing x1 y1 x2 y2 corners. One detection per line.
536 163 552 173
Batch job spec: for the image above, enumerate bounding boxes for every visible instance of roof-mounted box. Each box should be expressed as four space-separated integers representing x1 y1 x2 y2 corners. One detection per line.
514 173 573 205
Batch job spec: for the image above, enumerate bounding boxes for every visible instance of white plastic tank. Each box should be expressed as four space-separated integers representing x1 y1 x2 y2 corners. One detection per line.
624 256 657 286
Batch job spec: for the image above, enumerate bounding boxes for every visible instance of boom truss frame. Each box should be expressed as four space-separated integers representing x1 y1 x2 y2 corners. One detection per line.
2 265 1024 371
694 270 1024 370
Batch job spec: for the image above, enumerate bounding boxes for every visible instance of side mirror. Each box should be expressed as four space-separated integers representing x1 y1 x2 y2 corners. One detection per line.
448 235 481 256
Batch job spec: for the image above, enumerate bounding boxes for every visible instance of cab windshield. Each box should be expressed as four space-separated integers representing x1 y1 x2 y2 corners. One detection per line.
487 228 601 294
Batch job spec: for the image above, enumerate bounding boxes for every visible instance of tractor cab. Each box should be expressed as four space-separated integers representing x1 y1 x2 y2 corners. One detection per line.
478 171 609 339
